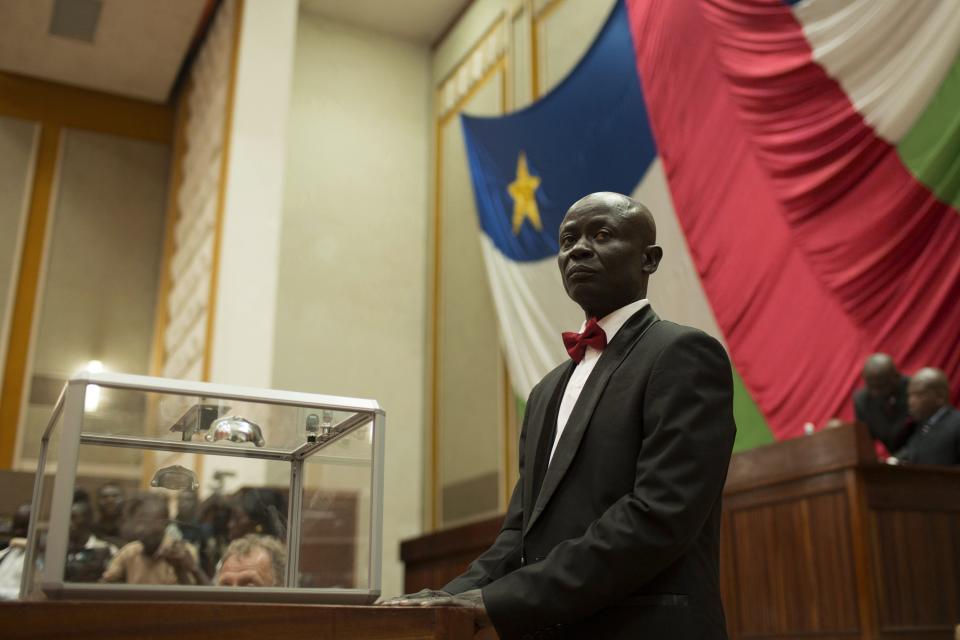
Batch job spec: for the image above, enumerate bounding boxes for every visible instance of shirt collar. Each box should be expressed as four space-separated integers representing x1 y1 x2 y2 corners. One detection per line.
577 298 650 343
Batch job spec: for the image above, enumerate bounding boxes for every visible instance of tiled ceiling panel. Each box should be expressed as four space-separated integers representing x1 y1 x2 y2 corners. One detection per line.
0 0 208 103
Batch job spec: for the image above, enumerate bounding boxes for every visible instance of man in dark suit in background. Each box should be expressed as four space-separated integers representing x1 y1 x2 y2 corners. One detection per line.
891 368 960 466
388 192 736 639
853 353 912 454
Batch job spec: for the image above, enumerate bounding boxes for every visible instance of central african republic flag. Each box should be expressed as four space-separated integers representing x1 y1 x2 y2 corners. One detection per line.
462 0 960 448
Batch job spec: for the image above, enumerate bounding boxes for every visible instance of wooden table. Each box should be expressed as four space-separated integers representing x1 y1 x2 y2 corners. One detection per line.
0 601 477 640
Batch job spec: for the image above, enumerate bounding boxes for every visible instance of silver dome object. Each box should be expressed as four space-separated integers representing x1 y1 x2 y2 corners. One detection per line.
205 416 266 447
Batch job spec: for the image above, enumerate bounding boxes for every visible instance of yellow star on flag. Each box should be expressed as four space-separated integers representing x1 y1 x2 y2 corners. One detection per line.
508 151 542 235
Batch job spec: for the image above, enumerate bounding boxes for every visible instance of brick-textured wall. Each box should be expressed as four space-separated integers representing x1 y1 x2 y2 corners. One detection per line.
162 0 235 381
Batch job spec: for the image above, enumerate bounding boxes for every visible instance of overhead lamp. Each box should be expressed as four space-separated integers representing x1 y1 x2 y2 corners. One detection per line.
84 360 104 412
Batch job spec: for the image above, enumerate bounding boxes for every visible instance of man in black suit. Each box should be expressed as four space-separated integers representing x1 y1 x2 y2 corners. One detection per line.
852 353 912 454
388 192 736 639
891 368 960 466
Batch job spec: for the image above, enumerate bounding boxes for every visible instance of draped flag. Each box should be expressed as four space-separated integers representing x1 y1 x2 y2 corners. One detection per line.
463 0 960 446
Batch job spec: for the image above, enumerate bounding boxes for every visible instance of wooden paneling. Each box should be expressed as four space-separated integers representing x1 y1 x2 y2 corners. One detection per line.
430 55 509 530
402 516 503 593
0 62 174 471
872 510 960 631
725 491 860 637
724 423 877 493
0 72 172 143
0 125 60 469
0 602 476 640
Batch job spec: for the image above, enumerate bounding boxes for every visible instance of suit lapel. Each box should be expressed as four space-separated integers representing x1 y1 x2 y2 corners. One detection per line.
523 361 575 529
525 306 660 535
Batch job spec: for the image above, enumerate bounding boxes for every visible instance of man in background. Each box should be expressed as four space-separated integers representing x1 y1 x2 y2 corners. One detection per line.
171 489 215 575
102 493 207 585
92 483 126 547
64 500 116 582
853 353 912 454
891 368 960 466
215 534 286 587
0 503 31 600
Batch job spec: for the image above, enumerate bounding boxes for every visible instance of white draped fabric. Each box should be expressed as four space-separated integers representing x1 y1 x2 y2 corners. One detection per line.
795 0 960 142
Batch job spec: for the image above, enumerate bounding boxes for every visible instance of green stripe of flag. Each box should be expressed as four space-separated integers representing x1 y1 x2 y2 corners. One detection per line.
897 55 960 210
731 368 774 452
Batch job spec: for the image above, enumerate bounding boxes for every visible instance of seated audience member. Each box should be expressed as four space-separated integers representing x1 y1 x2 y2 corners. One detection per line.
198 494 233 573
170 489 215 576
92 482 126 547
891 368 960 466
228 488 287 540
102 493 208 585
0 503 31 600
216 534 286 587
853 353 912 453
64 500 116 582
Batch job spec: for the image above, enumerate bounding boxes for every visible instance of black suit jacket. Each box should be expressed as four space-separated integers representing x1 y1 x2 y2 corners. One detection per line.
852 376 911 453
444 306 736 639
894 405 960 466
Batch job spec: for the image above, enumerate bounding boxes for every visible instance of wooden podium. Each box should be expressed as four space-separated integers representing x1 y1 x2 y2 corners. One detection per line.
0 601 476 639
403 424 960 640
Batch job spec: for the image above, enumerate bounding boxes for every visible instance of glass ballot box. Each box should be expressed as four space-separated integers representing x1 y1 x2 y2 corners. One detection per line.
21 372 385 603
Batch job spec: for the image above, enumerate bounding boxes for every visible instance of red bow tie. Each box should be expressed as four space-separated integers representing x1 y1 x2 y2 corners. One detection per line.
562 317 607 363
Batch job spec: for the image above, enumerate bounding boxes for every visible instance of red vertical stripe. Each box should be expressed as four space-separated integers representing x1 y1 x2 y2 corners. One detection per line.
626 0 869 437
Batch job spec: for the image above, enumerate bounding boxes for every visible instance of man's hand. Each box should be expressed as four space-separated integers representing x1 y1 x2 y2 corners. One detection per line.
379 588 490 628
157 540 196 571
157 540 209 585
379 588 453 605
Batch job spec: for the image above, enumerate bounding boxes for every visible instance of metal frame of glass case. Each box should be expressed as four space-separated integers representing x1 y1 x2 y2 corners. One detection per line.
21 371 385 603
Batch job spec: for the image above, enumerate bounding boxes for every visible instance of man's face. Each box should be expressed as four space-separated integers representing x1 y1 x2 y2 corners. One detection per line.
217 549 276 587
557 199 655 318
68 503 93 549
13 504 30 538
98 485 123 519
907 379 944 422
131 501 168 556
864 369 899 400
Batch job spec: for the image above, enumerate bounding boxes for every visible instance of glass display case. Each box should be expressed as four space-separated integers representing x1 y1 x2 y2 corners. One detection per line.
21 371 385 603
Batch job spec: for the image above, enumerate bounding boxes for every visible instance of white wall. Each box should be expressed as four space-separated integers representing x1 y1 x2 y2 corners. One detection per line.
272 10 431 598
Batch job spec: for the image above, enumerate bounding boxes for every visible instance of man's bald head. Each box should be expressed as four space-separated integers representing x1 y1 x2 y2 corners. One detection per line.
567 192 657 245
907 367 950 422
911 368 949 397
862 353 901 399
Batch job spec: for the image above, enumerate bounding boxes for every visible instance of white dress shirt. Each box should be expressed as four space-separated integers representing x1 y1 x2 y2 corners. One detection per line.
549 298 650 463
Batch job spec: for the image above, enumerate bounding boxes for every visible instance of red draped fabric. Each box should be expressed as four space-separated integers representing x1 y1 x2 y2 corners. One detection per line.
700 0 960 382
627 0 960 438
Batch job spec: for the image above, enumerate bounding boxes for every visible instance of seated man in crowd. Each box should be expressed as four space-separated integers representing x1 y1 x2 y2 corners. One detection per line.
102 493 208 585
891 368 960 466
92 482 127 547
853 353 913 454
64 500 116 582
0 503 31 600
169 489 215 576
215 534 285 587
227 488 287 540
